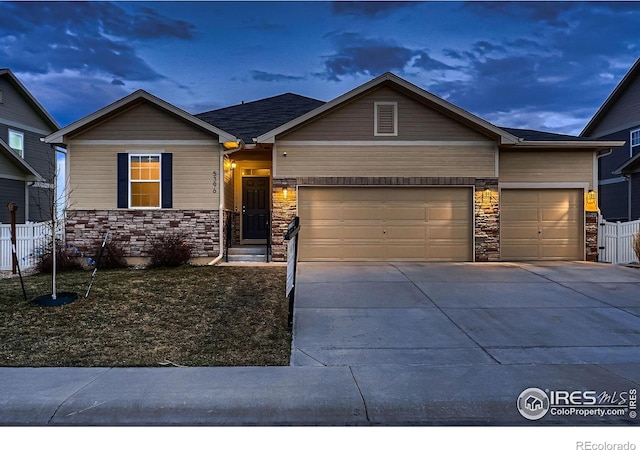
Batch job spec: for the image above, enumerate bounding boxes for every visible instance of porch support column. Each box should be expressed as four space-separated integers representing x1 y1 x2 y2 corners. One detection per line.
271 178 297 261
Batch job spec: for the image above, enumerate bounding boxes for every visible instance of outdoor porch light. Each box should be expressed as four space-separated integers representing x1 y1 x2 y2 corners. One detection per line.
282 186 288 199
481 188 497 208
585 189 598 212
231 161 237 170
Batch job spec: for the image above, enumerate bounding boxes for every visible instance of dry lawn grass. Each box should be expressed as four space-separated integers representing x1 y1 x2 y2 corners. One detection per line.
0 265 290 367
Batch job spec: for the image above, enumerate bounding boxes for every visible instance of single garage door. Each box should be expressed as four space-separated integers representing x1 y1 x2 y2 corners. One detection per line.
298 186 472 261
500 189 583 261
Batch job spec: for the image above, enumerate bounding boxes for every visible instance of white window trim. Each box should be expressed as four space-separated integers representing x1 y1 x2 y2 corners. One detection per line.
8 129 24 157
630 128 640 157
374 101 398 137
128 153 162 209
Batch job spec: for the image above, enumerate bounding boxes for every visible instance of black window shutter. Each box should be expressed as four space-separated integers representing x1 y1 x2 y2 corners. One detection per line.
117 153 128 208
161 153 173 208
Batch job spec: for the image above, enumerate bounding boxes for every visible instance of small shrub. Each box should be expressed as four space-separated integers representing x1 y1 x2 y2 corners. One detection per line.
633 229 640 263
36 240 84 273
89 238 129 270
147 232 193 268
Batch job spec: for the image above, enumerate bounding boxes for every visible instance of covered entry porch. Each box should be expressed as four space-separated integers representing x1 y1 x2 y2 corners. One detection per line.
223 148 272 262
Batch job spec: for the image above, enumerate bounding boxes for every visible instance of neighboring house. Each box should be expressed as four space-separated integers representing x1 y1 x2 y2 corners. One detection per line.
581 57 640 221
47 72 623 264
0 68 59 224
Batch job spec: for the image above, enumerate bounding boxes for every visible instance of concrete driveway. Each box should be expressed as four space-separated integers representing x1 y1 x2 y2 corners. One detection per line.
292 262 640 367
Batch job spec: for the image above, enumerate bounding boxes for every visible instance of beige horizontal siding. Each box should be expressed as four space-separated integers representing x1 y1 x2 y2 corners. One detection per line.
275 144 496 178
281 86 493 142
499 150 594 188
68 144 220 210
72 102 215 141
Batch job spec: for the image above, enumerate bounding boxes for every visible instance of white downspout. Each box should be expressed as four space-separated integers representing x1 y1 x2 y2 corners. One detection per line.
208 147 226 265
208 145 244 265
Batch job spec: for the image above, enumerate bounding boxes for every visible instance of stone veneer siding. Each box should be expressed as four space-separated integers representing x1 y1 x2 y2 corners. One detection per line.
272 177 501 262
65 210 220 258
586 211 598 262
474 178 500 262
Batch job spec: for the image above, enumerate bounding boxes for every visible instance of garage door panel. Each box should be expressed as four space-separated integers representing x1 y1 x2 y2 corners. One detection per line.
501 243 540 259
298 242 342 260
301 224 338 240
298 186 472 261
298 205 339 221
541 208 578 222
501 189 583 261
342 225 382 239
386 206 427 220
344 205 382 220
385 245 426 259
385 226 426 240
429 224 470 239
428 207 460 221
342 244 383 259
541 244 580 258
429 244 470 260
501 207 538 222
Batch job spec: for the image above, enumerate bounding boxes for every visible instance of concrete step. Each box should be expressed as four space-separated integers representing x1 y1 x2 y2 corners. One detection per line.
227 246 267 256
226 246 268 262
225 254 268 263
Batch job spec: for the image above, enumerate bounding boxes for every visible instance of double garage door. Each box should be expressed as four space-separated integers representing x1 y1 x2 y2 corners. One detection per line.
298 186 472 261
297 186 584 262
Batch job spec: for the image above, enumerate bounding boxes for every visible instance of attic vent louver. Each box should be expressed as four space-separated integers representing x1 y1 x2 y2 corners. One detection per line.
374 102 397 136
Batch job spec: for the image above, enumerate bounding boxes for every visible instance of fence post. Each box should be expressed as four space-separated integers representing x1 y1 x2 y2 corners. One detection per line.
7 203 18 274
615 221 621 265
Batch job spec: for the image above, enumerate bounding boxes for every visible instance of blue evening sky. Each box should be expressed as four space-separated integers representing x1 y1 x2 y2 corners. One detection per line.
2 1 640 135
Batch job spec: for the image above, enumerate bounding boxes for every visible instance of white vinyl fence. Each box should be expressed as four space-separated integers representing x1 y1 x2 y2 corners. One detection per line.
0 222 54 271
598 216 640 265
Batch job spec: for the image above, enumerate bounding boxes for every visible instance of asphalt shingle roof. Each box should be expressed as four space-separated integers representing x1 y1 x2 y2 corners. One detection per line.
196 92 604 145
500 127 595 142
196 93 325 143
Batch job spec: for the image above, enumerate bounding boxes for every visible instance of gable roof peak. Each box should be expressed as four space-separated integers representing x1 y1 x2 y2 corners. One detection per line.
45 88 237 146
257 72 520 144
580 56 640 137
0 68 60 131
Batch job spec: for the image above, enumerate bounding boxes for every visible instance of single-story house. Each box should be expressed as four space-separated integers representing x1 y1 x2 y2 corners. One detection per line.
581 57 640 221
46 72 624 264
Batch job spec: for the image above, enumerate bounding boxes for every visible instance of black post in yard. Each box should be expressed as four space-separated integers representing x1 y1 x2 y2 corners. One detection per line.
7 202 27 302
8 202 17 274
85 232 108 299
284 216 300 331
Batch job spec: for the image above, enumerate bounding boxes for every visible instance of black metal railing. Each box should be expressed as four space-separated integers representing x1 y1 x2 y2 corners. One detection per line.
224 209 237 263
266 210 271 262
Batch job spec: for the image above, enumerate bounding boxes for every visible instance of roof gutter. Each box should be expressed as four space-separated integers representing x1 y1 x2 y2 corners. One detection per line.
507 140 626 149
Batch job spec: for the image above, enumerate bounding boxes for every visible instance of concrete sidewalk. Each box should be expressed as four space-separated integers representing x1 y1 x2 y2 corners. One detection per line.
1 262 639 426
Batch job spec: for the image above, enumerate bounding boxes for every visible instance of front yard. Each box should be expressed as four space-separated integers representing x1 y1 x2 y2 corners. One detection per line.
0 266 290 367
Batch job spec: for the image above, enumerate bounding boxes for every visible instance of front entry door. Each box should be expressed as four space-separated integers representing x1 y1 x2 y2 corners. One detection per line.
242 177 269 240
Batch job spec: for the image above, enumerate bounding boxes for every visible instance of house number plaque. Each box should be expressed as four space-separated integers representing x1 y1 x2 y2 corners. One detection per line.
212 171 217 193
